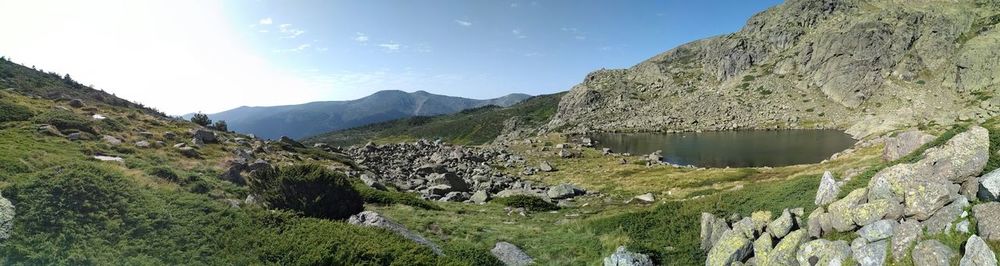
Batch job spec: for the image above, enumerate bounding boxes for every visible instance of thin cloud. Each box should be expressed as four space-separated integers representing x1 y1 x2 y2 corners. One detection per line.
561 27 586 40
454 19 472 27
353 32 369 43
258 17 272 25
273 43 312 53
512 29 526 39
279 24 305 39
378 43 401 51
510 2 520 8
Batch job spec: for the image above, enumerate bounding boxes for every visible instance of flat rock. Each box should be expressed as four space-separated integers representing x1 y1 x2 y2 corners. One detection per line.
491 242 534 266
892 219 922 262
857 219 895 242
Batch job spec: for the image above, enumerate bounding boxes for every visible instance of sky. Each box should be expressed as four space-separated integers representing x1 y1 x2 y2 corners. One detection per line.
0 0 782 115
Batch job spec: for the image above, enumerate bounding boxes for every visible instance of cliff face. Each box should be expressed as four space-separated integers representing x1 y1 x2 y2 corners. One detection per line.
549 0 1000 138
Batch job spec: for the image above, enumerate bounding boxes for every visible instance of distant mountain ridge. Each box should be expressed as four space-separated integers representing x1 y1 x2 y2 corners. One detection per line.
200 90 531 139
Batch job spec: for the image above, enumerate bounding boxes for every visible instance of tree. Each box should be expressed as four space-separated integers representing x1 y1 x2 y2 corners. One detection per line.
210 120 228 132
248 164 363 220
190 113 211 127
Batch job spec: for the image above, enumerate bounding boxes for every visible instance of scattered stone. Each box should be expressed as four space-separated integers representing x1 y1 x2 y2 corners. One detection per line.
360 174 386 190
603 148 613 155
68 99 85 108
93 155 124 163
827 188 867 232
559 149 574 158
177 147 199 158
547 184 582 200
440 191 469 202
348 211 443 255
852 199 898 226
102 135 122 145
632 193 655 203
163 131 177 140
767 209 794 239
471 190 490 204
192 129 217 144
759 229 807 266
973 202 1000 241
492 242 534 266
705 229 752 266
701 213 730 251
37 125 63 137
539 161 555 172
750 210 772 235
603 246 653 266
924 196 970 234
959 235 997 266
912 240 955 266
135 140 151 148
815 171 841 206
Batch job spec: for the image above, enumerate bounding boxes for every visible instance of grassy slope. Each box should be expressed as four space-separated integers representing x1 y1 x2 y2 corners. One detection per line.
302 92 564 146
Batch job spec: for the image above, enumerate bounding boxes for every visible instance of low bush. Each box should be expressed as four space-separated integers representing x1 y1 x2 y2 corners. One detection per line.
145 166 179 182
353 181 443 210
31 109 94 133
492 195 559 211
248 164 363 220
0 100 32 123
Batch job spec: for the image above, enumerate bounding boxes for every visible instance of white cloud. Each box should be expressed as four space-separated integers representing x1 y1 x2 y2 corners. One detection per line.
575 35 586 40
0 0 327 115
454 19 472 27
353 32 369 43
512 29 526 39
378 43 401 51
258 17 272 25
278 24 305 38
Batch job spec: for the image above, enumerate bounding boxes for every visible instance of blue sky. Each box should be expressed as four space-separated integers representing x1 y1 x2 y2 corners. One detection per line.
0 0 782 114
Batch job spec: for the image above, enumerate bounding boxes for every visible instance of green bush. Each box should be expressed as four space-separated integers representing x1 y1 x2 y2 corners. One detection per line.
0 100 32 123
31 109 95 133
248 164 364 220
146 166 179 182
190 113 211 127
492 195 559 211
353 182 443 210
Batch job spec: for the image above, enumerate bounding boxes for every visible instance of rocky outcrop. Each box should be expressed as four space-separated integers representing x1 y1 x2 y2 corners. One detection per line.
703 209 807 266
883 130 935 161
603 246 653 266
491 242 534 266
347 211 443 255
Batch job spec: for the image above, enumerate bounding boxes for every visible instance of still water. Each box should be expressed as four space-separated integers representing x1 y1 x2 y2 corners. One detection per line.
590 130 857 168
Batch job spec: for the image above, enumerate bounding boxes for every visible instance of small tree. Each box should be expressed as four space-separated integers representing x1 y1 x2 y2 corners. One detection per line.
210 120 228 132
191 113 212 127
248 164 363 220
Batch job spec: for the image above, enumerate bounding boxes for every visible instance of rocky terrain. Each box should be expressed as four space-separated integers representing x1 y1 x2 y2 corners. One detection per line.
549 0 1000 138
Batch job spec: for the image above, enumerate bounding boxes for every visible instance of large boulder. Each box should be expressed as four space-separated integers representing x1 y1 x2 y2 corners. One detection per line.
767 209 795 239
491 242 534 266
796 239 852 266
815 171 841 206
979 168 1000 201
539 161 555 172
348 211 443 255
959 235 997 266
603 246 653 266
705 229 752 266
892 220 922 262
852 199 901 226
827 188 867 232
920 126 988 183
427 173 470 192
701 213 730 251
883 130 934 161
192 129 218 144
857 219 895 242
923 196 970 234
546 184 583 200
0 193 14 241
912 240 956 266
973 202 1000 241
851 238 888 266
758 230 807 266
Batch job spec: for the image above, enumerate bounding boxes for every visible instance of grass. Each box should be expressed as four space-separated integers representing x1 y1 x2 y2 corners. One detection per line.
984 117 1000 174
493 195 559 211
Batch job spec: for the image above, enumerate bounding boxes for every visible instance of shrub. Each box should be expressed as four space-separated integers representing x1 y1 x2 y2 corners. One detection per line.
0 100 32 123
146 166 179 182
493 195 559 211
353 181 442 210
190 113 211 127
248 164 363 220
211 120 228 132
31 109 95 133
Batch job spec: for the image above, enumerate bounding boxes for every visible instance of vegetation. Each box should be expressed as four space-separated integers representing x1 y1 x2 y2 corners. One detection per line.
211 120 228 132
190 112 211 127
248 164 364 220
0 100 32 123
492 195 559 211
303 93 564 146
31 109 95 133
353 182 443 211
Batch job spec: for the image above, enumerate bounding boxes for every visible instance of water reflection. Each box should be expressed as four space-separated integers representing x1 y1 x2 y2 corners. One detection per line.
590 130 856 168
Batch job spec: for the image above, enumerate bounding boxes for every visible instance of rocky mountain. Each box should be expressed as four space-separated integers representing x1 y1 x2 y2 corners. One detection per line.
201 90 531 140
549 0 1000 138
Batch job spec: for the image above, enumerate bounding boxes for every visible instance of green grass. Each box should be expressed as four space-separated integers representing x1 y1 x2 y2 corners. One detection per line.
984 117 1000 174
303 93 564 146
0 100 33 123
493 195 560 211
354 181 444 211
31 109 96 134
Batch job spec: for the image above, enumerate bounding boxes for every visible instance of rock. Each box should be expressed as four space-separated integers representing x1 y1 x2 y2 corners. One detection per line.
807 208 825 238
603 148 613 155
177 147 199 158
135 140 151 148
750 210 772 235
701 213 730 251
759 229 807 266
37 125 63 137
471 190 490 204
903 182 952 221
851 238 888 266
359 174 386 190
558 149 574 158
815 171 841 206
979 168 1000 201
539 161 555 172
440 191 469 202
963 177 980 200
632 193 655 203
219 162 246 185
603 246 653 266
796 239 852 266
705 229 752 266
427 173 470 192
852 199 899 226
827 188 867 232
883 130 934 161
348 211 443 255
192 129 217 144
547 184 582 200
93 155 124 163
924 196 970 234
892 219 922 262
68 98 85 108
753 234 773 262
278 136 305 149
973 202 1000 241
957 220 972 234
767 209 795 239
102 135 122 145
0 193 15 240
912 240 956 266
921 126 988 183
959 235 997 266
163 131 176 140
247 159 271 173
857 219 895 242
492 242 534 266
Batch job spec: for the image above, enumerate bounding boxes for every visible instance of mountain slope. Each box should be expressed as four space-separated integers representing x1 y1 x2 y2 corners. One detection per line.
303 92 564 146
203 90 531 140
549 0 1000 138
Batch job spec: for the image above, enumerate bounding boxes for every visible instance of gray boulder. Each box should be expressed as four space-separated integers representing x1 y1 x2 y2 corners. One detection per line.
547 184 583 200
102 135 122 145
979 168 1000 201
603 246 653 266
192 129 218 144
912 240 955 266
959 235 997 266
758 229 807 266
973 202 1000 241
851 238 888 266
923 196 970 234
857 219 895 242
701 213 730 251
815 171 841 206
892 220 922 262
0 193 14 240
68 98 85 108
827 188 867 232
705 229 752 266
539 161 555 172
348 211 443 255
492 242 534 266
883 130 934 161
796 239 852 266
427 173 470 192
767 209 794 239
852 198 900 226
471 190 490 204
177 147 199 158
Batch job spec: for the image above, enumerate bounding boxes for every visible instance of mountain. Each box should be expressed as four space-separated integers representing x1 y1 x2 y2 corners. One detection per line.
303 92 564 147
549 0 1000 138
200 90 531 140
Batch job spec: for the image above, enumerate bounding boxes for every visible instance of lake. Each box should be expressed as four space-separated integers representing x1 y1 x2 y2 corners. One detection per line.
590 130 857 168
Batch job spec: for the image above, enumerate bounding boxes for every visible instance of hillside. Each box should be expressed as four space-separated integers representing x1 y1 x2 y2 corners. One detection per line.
201 90 531 140
303 92 564 146
549 0 1000 138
